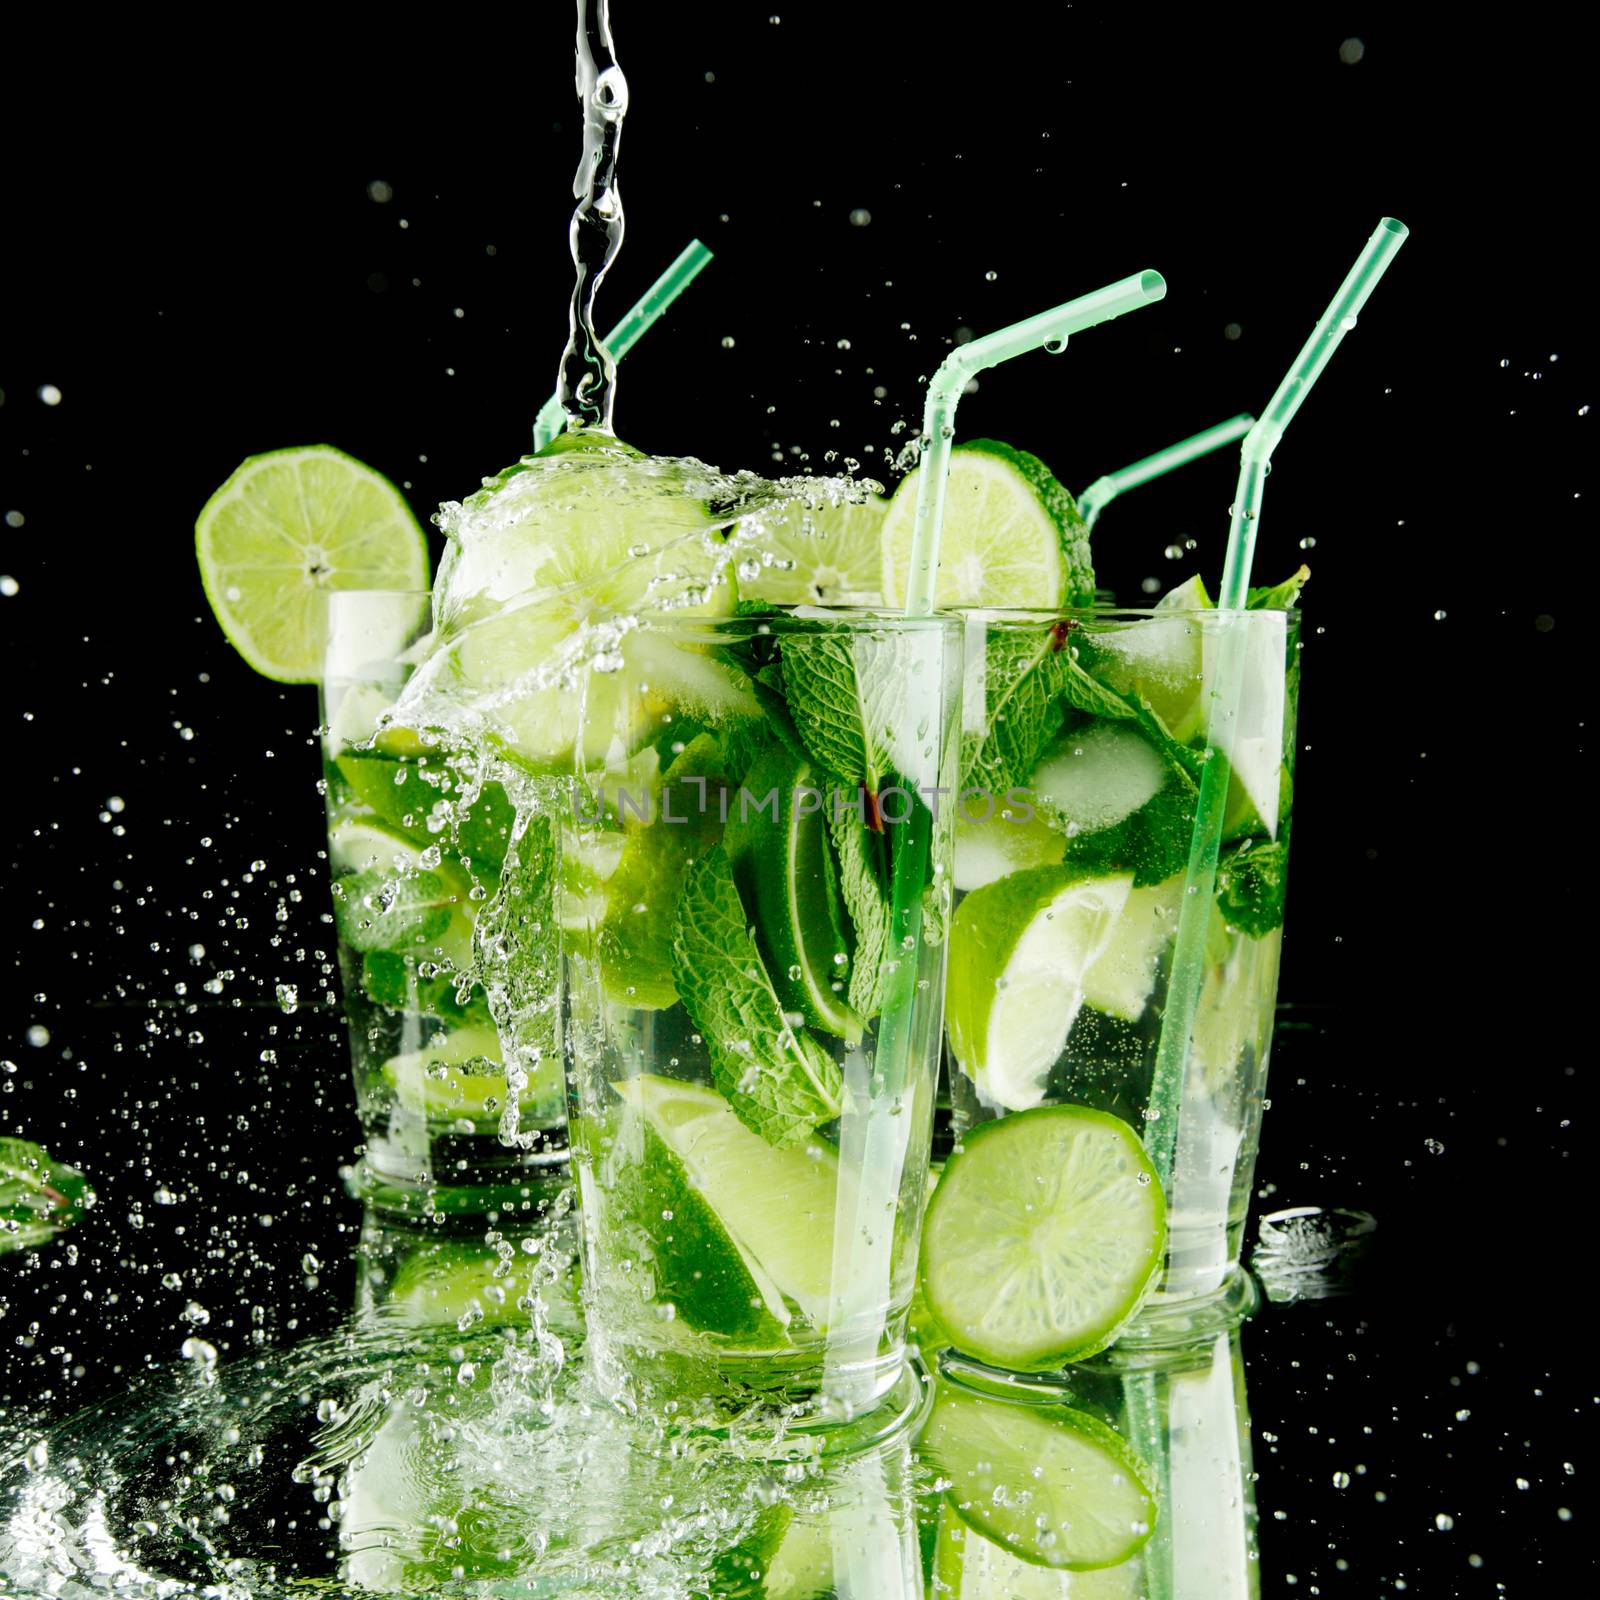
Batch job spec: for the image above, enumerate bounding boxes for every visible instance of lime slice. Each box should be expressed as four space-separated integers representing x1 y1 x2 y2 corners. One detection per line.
946 865 1133 1111
736 494 887 606
920 1105 1165 1368
612 1075 838 1326
927 1390 1156 1575
725 743 862 1041
195 445 428 683
880 440 1092 610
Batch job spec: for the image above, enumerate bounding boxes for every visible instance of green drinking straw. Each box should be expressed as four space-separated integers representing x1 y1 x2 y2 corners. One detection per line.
1078 414 1256 529
903 270 1168 615
1145 219 1409 1198
531 238 713 449
822 272 1167 1418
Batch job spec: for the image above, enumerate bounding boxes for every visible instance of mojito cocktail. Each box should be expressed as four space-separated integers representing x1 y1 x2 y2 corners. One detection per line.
920 597 1300 1371
321 591 566 1211
562 610 960 1406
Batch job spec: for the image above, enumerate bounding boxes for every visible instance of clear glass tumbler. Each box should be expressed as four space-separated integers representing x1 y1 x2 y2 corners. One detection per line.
931 604 1299 1369
560 609 961 1415
321 590 568 1217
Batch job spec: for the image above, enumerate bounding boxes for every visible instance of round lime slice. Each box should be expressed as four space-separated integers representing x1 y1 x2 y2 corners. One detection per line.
926 1388 1156 1574
195 445 429 683
736 493 888 606
880 440 1092 610
920 1104 1166 1369
946 865 1133 1112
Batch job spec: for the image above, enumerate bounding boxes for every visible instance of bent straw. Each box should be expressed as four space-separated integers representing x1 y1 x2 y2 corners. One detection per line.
1078 414 1255 529
904 271 1168 615
1145 219 1409 1199
531 238 713 449
822 273 1166 1418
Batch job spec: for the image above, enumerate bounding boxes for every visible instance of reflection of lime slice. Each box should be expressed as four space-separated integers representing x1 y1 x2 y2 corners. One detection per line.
736 495 887 606
920 1105 1165 1368
933 1497 1145 1595
946 865 1132 1111
612 1075 838 1327
881 441 1091 610
725 743 862 1041
388 1237 539 1327
195 445 429 683
924 1386 1157 1572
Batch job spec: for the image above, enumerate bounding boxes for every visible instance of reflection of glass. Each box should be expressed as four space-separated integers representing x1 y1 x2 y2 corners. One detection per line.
321 591 567 1216
931 1332 1259 1597
560 611 960 1413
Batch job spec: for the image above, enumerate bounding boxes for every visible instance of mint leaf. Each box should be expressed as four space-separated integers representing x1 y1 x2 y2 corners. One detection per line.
779 627 905 792
1248 565 1311 610
672 844 844 1147
1064 779 1197 888
962 625 1070 793
2 1138 94 1255
1058 652 1203 788
332 866 460 954
747 662 809 764
828 799 891 1018
1216 835 1290 937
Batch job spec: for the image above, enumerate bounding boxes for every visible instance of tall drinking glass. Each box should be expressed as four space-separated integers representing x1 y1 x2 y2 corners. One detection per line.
560 609 961 1414
923 604 1299 1379
321 590 568 1217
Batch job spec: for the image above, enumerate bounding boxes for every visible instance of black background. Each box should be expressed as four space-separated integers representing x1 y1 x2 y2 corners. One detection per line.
1 4 1591 1592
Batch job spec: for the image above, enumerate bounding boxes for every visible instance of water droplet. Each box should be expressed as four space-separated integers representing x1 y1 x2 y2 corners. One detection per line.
0 576 17 598
26 1025 49 1048
720 335 736 349
984 270 998 282
37 384 62 406
849 208 872 227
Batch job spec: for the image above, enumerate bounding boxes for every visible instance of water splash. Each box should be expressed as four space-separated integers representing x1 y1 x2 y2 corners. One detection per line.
557 0 630 435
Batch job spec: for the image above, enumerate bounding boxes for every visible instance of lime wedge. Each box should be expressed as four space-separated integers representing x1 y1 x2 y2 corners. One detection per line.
612 1075 838 1327
195 445 428 683
736 494 887 606
946 866 1132 1112
920 1105 1166 1368
725 743 862 1041
1081 877 1183 1022
925 1391 1156 1574
880 440 1092 610
953 797 1067 894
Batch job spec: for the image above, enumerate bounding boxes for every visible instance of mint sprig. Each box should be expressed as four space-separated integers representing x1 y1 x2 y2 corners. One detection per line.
828 801 891 1018
962 626 1070 793
1216 834 1290 937
672 845 843 1148
778 628 905 794
2 1139 94 1255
